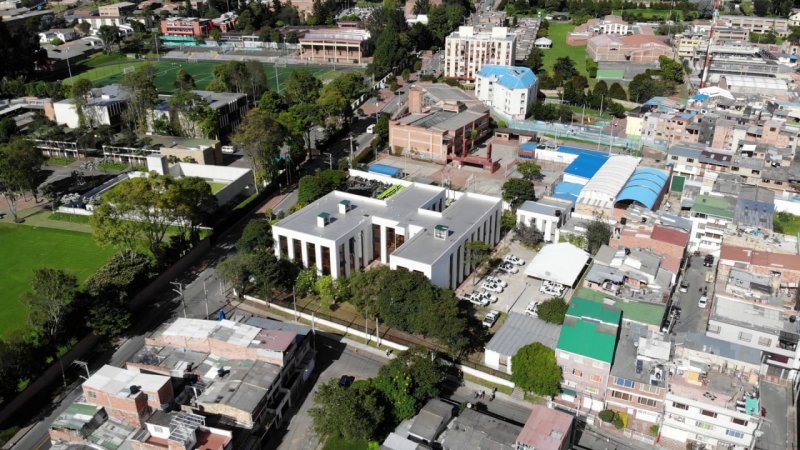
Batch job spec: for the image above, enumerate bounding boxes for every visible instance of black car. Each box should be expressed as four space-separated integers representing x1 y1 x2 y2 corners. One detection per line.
703 255 714 267
338 375 355 388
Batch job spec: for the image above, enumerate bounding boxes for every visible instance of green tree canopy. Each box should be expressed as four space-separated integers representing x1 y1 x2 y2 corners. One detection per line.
608 82 627 101
237 219 274 254
309 379 387 441
0 139 44 222
175 66 197 91
526 47 543 73
372 347 443 420
232 108 287 185
511 342 561 396
537 297 567 324
502 178 536 208
24 268 78 340
298 169 348 205
586 217 612 255
516 160 542 181
283 69 323 106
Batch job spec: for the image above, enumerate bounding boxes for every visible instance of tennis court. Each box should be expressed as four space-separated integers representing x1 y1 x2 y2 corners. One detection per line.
65 59 342 94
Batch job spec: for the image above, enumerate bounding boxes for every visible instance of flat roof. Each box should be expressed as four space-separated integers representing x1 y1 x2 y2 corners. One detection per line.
566 297 622 326
440 409 521 450
574 288 666 326
195 358 280 415
525 243 590 286
516 405 572 450
691 194 736 219
557 317 618 364
485 313 561 356
274 182 502 266
563 152 609 180
83 365 169 397
155 317 297 353
610 322 670 384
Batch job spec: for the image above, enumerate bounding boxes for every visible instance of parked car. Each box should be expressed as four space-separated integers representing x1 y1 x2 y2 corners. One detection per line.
339 375 355 388
703 255 714 267
541 286 564 297
482 281 504 293
679 281 689 293
482 310 500 328
465 292 490 307
525 301 540 317
698 295 708 308
504 254 525 266
485 276 508 287
478 291 498 303
498 262 519 274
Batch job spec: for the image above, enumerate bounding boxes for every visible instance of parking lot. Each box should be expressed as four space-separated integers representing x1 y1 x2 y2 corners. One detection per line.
457 240 574 328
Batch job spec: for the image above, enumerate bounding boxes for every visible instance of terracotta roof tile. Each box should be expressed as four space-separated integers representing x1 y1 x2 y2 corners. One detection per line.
652 225 690 247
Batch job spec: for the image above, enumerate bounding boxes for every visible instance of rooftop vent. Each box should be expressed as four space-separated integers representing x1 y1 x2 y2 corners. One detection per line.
434 224 449 240
338 199 351 214
317 212 331 227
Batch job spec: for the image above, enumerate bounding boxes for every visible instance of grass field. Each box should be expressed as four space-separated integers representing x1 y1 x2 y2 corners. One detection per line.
611 9 684 20
65 59 341 94
0 224 116 336
542 23 589 78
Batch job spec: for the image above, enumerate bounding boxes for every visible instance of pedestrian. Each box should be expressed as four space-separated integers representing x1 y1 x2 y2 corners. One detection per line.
480 390 485 400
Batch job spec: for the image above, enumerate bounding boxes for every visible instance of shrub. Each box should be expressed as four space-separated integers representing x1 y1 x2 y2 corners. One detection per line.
537 297 567 324
598 410 616 423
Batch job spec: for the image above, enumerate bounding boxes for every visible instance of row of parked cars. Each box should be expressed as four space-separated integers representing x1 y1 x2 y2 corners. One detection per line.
539 280 566 297
459 254 527 329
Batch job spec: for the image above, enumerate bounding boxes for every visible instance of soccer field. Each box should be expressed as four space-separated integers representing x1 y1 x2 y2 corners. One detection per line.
0 224 116 336
65 59 342 94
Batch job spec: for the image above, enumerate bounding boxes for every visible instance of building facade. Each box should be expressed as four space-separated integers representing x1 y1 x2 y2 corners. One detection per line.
160 17 209 37
444 26 516 80
298 27 371 64
474 65 538 120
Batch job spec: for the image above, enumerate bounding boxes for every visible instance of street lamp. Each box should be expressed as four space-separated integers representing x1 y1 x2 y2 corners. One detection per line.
170 281 187 318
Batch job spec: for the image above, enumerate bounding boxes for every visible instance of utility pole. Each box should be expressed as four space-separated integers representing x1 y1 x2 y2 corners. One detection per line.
73 360 91 380
203 278 209 319
66 55 72 78
170 281 187 318
349 133 355 165
324 152 333 169
292 285 298 322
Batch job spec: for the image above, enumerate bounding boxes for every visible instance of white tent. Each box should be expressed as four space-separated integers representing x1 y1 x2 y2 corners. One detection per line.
524 242 590 287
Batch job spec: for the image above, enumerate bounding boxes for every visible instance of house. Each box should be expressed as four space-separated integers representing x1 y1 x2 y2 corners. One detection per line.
555 298 622 414
515 405 573 450
444 26 517 80
515 197 572 243
534 37 552 48
39 28 78 43
407 399 454 445
484 313 561 374
388 84 491 166
587 35 673 63
53 84 129 129
611 213 690 275
99 2 136 17
128 410 233 450
272 170 503 289
474 65 538 120
568 15 630 46
81 365 174 428
688 193 737 253
298 27 371 64
440 408 522 450
719 15 789 36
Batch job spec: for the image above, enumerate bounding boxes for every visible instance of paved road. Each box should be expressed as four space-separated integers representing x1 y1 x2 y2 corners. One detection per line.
756 382 791 450
672 254 711 338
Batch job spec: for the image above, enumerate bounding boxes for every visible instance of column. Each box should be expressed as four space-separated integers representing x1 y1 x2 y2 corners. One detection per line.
343 241 352 277
380 225 388 264
331 245 340 279
301 240 309 267
287 238 295 261
315 244 323 276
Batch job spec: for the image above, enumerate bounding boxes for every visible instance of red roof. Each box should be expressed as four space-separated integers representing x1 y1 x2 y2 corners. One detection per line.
720 244 800 271
651 225 690 247
516 405 573 450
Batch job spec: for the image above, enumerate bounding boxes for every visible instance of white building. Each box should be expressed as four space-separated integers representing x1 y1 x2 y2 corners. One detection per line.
444 26 516 81
53 84 129 129
575 155 640 215
272 170 503 289
688 193 736 253
474 65 538 120
515 197 571 243
79 15 128 31
533 37 552 48
39 28 78 43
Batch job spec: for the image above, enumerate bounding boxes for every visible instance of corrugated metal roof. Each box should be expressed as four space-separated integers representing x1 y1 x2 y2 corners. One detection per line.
477 64 538 90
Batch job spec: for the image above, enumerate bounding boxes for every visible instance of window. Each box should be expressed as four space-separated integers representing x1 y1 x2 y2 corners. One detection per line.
701 410 718 418
732 417 748 426
697 421 713 430
758 337 772 346
615 377 635 388
708 324 721 334
640 384 660 394
87 391 96 398
726 429 745 439
591 374 603 383
611 390 631 401
638 397 658 407
572 369 583 377
673 402 689 410
738 332 752 342
687 158 695 163
586 387 599 394
671 155 679 160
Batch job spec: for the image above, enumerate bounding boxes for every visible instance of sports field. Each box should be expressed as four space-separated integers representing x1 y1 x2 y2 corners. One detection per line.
0 224 116 336
542 23 589 78
64 59 342 94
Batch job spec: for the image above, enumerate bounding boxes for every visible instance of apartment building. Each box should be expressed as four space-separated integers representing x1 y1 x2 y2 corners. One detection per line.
389 84 491 165
298 27 371 64
556 298 622 415
567 15 630 45
611 217 690 275
150 90 249 139
708 245 800 385
587 245 674 304
688 193 736 253
661 346 761 449
99 1 135 17
272 172 503 289
587 35 673 63
515 197 572 243
675 33 707 60
719 15 789 36
474 65 538 120
444 26 516 80
604 324 670 443
160 17 210 38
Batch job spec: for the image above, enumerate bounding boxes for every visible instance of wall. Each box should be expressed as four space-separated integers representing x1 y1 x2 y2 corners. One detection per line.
172 162 255 206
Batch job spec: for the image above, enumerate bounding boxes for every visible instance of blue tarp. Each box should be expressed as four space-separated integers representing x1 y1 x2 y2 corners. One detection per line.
368 163 402 177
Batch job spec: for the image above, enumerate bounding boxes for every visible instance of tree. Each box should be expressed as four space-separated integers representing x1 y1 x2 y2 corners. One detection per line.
537 297 567 324
0 19 45 80
167 176 217 242
553 57 578 81
24 268 77 339
658 56 684 84
501 210 517 231
502 178 536 208
372 347 443 420
77 21 91 35
122 63 159 131
516 160 541 181
298 169 347 205
97 25 120 52
516 222 544 246
0 117 18 144
585 217 611 255
217 253 253 296
309 379 387 441
413 0 430 14
368 25 408 78
210 28 222 41
753 0 770 16
627 74 663 103
70 78 93 127
175 67 196 91
283 69 322 106
84 251 153 299
526 47 543 73
0 139 44 222
511 342 561 396
608 82 627 101
593 80 608 98
237 219 274 253
232 108 287 186
295 266 318 297
258 89 286 115
375 113 389 145
87 302 131 339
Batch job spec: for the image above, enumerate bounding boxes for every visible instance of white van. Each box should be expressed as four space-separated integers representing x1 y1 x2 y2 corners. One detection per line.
366 124 375 134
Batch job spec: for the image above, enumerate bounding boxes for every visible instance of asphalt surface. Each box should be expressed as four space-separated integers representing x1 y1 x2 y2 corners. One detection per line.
671 254 712 338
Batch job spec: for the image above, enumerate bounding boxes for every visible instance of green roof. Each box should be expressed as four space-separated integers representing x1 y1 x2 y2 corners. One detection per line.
66 403 101 417
557 318 618 363
596 69 624 80
691 194 735 219
566 297 621 325
574 288 665 326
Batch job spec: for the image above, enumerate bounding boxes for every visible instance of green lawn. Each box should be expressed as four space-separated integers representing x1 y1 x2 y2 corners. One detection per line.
99 161 130 172
542 23 588 78
611 9 684 20
64 60 344 94
0 224 115 336
208 181 228 194
323 436 374 450
45 157 75 166
83 52 131 68
774 211 800 235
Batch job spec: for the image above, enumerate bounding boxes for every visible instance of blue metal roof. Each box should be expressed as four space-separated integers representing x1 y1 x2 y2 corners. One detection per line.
551 182 583 206
564 153 609 180
557 146 607 158
368 163 402 177
520 142 538 150
477 65 537 90
615 168 669 210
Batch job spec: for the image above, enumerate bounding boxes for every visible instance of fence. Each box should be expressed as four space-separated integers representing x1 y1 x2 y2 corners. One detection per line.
242 293 516 387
